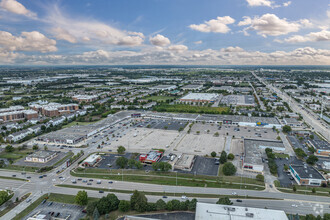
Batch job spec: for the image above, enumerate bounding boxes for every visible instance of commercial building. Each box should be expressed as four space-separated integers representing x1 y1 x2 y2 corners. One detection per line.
81 154 102 167
289 164 327 186
195 203 288 220
139 151 163 164
72 95 98 103
30 102 79 117
221 95 255 107
308 139 330 157
150 85 177 91
283 118 302 127
25 150 57 163
37 127 88 145
243 139 285 173
179 93 219 104
174 154 195 171
181 84 203 91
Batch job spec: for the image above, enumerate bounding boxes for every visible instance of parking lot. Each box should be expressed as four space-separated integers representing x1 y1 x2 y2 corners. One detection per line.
275 156 303 187
175 156 219 176
136 119 188 131
94 153 134 169
24 201 85 220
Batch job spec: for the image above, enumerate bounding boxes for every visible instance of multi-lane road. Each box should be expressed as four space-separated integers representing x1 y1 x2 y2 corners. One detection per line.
251 71 330 142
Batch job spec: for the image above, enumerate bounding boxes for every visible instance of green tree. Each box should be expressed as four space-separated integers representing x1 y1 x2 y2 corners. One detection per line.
118 200 130 212
214 132 219 137
294 148 307 158
306 155 318 165
216 197 233 205
5 145 14 153
309 134 314 140
196 131 200 135
128 159 136 168
219 151 227 164
0 190 9 206
117 146 126 154
211 151 216 157
256 174 264 182
44 146 48 151
293 185 297 192
188 198 197 211
32 144 39 150
116 156 128 168
284 164 289 171
227 153 235 160
282 125 292 133
222 162 236 176
156 199 167 210
130 190 148 212
75 190 88 205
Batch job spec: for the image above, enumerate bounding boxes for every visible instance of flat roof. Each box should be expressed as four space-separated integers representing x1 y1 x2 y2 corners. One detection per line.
195 202 288 220
182 84 203 89
180 93 219 101
175 154 195 168
27 150 56 159
290 164 325 180
244 139 285 165
309 139 330 150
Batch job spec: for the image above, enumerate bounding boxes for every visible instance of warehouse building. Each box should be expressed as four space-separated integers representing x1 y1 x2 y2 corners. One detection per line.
289 164 327 186
179 93 219 105
243 139 285 173
150 85 177 91
283 118 303 127
221 95 255 107
181 84 203 91
25 150 57 163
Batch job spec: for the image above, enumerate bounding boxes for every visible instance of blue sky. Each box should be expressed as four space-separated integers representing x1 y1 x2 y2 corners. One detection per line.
0 0 329 65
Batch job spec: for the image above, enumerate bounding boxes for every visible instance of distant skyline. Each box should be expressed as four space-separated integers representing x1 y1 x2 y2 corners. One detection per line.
0 0 329 65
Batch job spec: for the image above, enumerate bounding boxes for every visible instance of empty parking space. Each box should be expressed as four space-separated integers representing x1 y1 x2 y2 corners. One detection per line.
24 201 85 220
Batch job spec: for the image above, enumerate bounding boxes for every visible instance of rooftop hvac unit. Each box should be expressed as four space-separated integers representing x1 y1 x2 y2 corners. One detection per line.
309 174 313 178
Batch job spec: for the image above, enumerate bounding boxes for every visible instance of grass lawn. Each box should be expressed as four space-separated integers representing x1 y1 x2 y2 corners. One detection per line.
0 175 28 181
153 104 229 115
0 193 30 217
58 184 276 200
53 151 74 167
144 96 174 102
0 149 33 161
274 153 290 159
62 121 96 128
71 168 264 191
277 187 330 197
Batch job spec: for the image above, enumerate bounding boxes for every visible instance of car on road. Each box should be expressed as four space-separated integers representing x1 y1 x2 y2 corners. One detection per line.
291 204 298 207
26 198 31 203
82 180 87 183
27 176 31 179
269 184 273 188
236 199 242 202
12 175 16 177
89 179 93 181
48 202 53 206
162 196 168 199
108 181 113 184
39 176 43 179
231 192 237 195
87 183 92 185
41 199 47 204
181 195 188 200
99 190 104 193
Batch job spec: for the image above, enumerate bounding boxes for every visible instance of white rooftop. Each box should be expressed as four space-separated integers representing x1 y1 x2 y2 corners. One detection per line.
195 203 288 220
180 93 219 101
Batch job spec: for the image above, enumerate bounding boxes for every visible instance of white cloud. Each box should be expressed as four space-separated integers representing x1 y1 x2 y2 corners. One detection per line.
246 0 292 8
168 45 188 53
45 5 144 46
6 46 330 66
194 40 203 44
220 46 245 52
283 30 330 43
189 16 235 33
238 14 303 37
52 27 77 43
0 31 56 52
246 0 272 7
149 34 171 46
0 0 36 18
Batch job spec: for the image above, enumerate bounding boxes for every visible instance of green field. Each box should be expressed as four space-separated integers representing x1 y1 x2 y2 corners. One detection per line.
62 121 96 128
144 96 174 102
0 149 33 161
153 104 229 114
0 175 28 182
274 153 290 159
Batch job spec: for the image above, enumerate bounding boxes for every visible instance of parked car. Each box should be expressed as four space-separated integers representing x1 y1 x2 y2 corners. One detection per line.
236 199 242 202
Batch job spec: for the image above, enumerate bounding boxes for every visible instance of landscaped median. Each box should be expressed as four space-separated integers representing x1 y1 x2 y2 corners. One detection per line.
276 186 330 197
0 193 31 218
70 168 265 191
56 184 279 200
0 175 28 182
